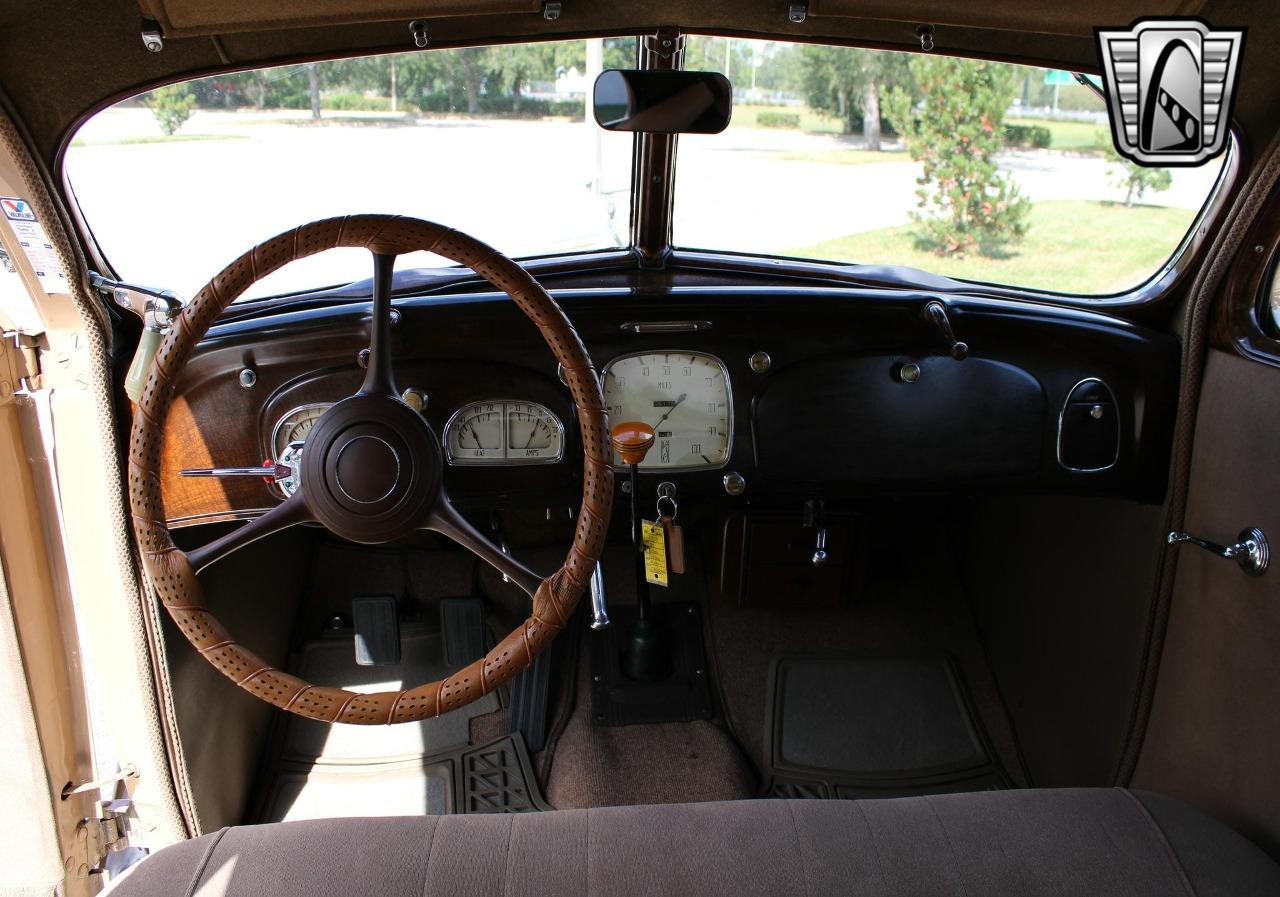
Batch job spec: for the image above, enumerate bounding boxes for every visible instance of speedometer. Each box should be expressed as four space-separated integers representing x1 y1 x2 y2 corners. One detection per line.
601 352 732 470
271 403 331 458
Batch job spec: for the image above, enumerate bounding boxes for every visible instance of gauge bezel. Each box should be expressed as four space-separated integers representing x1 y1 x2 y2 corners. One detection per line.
269 402 333 459
600 350 735 473
443 399 566 466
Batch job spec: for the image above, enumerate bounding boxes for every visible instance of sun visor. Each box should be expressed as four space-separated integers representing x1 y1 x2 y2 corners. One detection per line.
802 0 1206 37
137 0 546 38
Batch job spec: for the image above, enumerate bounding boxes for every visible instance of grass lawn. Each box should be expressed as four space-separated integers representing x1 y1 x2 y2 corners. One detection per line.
787 200 1195 294
733 104 844 134
775 148 907 165
71 133 247 146
1006 117 1108 152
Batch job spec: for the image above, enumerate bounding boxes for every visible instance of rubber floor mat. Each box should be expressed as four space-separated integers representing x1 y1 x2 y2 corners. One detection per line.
282 625 497 763
255 620 550 822
763 655 1008 798
258 734 549 822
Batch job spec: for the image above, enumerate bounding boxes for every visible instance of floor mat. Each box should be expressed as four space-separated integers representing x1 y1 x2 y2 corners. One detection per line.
281 626 496 764
260 734 548 821
709 530 1031 790
255 620 548 822
764 655 1007 798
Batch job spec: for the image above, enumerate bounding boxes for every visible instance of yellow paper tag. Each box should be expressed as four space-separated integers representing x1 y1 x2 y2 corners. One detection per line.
641 519 669 586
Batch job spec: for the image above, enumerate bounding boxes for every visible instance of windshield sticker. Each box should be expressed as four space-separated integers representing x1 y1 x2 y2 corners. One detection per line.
0 196 68 295
0 197 35 221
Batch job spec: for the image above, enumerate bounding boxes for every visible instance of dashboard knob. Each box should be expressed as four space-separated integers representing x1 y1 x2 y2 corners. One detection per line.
611 421 656 465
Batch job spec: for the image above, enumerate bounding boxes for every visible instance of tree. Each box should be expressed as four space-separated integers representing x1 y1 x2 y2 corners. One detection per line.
1094 130 1173 207
800 45 911 147
307 64 322 120
885 57 1029 254
148 84 196 136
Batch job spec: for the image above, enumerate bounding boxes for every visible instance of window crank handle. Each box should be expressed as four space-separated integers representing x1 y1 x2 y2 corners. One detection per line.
1167 527 1270 577
922 300 969 360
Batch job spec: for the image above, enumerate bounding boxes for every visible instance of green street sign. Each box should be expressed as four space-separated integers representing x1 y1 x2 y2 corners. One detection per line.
1044 70 1075 86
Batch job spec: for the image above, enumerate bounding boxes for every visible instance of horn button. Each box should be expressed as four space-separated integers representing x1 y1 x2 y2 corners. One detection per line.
300 394 441 543
333 434 400 505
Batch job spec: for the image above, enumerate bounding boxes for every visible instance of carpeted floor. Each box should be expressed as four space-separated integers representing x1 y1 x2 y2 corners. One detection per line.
210 521 1028 820
707 536 1031 789
541 543 757 808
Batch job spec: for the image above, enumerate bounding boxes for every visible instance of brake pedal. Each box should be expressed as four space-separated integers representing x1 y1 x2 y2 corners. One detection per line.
440 597 487 668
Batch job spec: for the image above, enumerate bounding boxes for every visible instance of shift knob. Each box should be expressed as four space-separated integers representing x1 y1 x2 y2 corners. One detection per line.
611 421 656 465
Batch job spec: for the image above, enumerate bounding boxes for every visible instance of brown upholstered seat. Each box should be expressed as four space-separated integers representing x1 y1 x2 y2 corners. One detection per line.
105 789 1280 897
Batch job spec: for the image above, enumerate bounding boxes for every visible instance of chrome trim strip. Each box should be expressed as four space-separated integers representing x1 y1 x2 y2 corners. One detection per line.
620 320 713 333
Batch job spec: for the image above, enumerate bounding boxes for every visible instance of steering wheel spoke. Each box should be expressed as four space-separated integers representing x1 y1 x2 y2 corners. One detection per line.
357 252 399 398
186 489 313 574
423 499 544 598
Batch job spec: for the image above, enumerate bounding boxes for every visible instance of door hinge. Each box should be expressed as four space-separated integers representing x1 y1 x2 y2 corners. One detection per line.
1 329 40 400
68 798 140 879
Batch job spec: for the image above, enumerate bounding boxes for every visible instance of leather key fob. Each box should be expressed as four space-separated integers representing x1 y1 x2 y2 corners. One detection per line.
660 516 685 575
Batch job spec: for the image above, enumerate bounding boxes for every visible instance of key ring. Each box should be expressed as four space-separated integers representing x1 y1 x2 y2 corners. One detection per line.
656 494 678 519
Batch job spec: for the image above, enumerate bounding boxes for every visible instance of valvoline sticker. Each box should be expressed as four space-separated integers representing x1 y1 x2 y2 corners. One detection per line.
0 197 36 222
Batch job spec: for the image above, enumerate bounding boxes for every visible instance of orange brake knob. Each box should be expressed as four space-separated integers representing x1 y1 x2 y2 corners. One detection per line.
611 421 656 466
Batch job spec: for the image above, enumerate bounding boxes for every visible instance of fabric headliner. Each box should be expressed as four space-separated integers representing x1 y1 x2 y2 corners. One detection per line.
106 789 1280 897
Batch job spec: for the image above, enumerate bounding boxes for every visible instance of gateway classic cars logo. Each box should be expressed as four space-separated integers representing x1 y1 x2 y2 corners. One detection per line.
1095 19 1244 166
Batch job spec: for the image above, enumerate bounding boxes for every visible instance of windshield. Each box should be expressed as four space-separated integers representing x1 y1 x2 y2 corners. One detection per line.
66 35 1227 301
65 39 637 300
673 37 1225 295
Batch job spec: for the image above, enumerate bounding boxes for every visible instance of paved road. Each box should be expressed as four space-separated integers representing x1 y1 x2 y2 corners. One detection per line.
65 108 1223 298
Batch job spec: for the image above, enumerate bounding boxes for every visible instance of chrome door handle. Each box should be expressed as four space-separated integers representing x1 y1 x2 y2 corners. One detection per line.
1167 527 1270 577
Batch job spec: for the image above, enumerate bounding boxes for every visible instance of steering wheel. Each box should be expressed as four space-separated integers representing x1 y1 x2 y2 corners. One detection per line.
129 215 612 723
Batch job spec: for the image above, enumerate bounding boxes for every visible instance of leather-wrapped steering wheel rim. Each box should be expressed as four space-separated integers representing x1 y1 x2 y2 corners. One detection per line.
128 215 613 723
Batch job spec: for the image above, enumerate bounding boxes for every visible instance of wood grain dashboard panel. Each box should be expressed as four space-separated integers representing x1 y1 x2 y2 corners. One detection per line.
156 316 576 527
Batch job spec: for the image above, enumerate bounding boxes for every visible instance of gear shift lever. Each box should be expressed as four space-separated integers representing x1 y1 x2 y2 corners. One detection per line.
610 421 669 682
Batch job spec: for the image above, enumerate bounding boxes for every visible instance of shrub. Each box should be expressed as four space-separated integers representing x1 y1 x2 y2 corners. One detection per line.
1094 130 1173 207
756 110 801 129
885 57 1030 255
413 93 583 118
323 92 394 112
148 84 196 136
1003 124 1051 149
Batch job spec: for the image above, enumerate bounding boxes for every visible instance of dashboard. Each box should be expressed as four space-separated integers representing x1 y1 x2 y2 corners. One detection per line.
154 286 1180 527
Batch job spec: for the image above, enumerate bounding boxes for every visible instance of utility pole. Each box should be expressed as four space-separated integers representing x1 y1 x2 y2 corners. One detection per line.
586 38 604 195
308 64 321 120
390 56 398 113
751 42 760 99
724 37 731 81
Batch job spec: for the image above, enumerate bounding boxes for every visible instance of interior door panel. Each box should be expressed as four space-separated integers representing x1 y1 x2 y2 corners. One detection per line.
1133 348 1280 857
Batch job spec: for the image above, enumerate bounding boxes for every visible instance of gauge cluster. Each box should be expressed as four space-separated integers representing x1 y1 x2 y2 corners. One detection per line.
266 351 733 496
444 400 564 465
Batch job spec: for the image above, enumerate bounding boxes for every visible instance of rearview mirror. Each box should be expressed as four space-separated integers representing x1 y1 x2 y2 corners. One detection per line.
593 70 732 134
